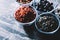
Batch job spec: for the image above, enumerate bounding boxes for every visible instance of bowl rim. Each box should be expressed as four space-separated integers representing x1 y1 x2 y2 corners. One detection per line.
35 13 60 34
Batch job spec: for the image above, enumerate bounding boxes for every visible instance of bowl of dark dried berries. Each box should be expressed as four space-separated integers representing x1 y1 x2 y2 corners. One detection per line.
14 5 38 26
32 0 59 14
35 13 60 34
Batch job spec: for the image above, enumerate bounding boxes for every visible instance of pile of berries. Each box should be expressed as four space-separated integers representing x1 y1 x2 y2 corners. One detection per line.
32 0 54 12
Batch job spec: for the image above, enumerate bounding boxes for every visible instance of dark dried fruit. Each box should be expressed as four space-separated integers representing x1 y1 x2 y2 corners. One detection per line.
36 14 58 32
32 0 54 13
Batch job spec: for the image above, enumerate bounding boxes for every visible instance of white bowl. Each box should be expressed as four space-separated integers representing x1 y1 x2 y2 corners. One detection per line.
14 4 38 26
33 0 59 15
35 13 60 34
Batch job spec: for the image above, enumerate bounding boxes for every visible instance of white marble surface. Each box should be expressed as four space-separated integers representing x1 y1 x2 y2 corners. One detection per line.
0 0 31 40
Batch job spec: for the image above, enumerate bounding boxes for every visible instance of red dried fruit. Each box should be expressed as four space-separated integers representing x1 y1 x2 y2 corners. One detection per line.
14 6 36 23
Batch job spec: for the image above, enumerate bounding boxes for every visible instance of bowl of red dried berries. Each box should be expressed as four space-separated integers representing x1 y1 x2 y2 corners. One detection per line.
35 13 60 34
14 5 38 26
